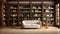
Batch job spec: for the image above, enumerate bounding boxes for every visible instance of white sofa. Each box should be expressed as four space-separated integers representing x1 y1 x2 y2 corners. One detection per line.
22 20 40 28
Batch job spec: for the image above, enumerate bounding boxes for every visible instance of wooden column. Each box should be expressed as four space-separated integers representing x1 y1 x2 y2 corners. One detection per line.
54 4 57 26
17 0 20 26
0 0 4 27
54 0 59 26
41 0 44 26
5 0 11 26
30 0 32 20
59 1 60 28
54 1 57 26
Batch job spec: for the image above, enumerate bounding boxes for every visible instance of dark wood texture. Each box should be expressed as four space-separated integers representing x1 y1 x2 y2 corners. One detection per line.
41 0 44 26
7 0 54 1
0 0 4 27
54 2 57 26
5 1 11 26
17 0 20 26
30 0 32 20
59 1 60 28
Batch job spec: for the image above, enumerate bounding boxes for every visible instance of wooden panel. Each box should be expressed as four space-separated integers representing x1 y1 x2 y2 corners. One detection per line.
54 4 57 26
59 2 60 28
7 0 54 1
5 1 11 26
30 0 32 20
0 0 4 27
17 1 20 26
41 0 44 26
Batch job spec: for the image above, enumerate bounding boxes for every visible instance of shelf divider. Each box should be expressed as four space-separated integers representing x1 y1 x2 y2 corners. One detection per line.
30 0 32 20
0 0 4 27
41 0 44 26
59 3 60 28
6 1 11 26
17 1 20 26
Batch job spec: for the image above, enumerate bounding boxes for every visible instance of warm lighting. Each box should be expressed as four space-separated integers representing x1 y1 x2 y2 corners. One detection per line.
32 1 41 4
33 6 36 9
45 10 49 12
57 3 59 6
19 2 29 3
47 15 49 17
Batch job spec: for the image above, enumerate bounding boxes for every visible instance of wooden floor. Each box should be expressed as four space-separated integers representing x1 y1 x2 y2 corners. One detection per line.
0 27 60 34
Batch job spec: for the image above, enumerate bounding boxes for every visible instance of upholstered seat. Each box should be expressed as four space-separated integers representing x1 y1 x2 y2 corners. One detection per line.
22 20 40 28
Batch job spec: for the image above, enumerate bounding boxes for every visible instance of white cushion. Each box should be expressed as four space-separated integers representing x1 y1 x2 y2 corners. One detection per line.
22 20 40 28
22 20 40 24
31 24 40 28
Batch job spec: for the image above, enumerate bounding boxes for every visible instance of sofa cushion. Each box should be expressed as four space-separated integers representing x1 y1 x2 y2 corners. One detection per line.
31 24 40 28
22 20 40 28
22 20 40 24
23 24 31 28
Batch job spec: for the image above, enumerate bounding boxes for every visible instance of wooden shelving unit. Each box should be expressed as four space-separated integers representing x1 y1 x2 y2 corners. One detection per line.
0 0 60 27
43 2 54 26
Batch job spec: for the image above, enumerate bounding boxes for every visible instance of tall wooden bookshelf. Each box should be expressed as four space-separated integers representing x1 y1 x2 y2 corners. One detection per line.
0 0 60 27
